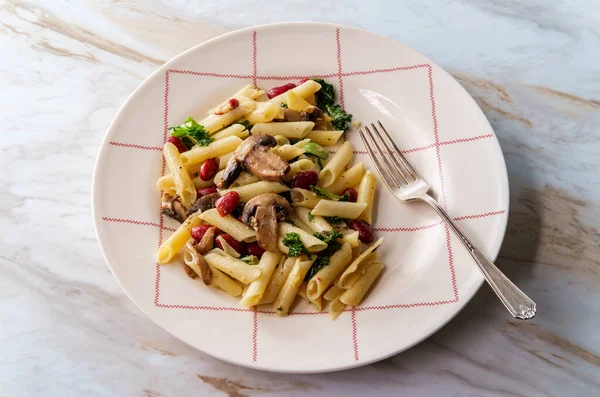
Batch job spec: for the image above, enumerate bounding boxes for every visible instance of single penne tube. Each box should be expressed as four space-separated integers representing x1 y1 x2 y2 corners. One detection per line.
306 242 352 300
192 175 215 189
290 188 321 208
357 170 377 224
271 144 305 161
217 152 234 170
232 172 261 187
251 121 314 139
323 284 345 301
319 141 353 187
294 207 332 233
326 163 364 195
287 213 313 235
260 256 296 304
239 251 282 307
244 101 281 124
337 237 384 289
156 213 202 264
180 136 242 166
329 297 347 320
273 135 290 146
209 264 243 297
287 90 312 112
269 80 322 105
199 98 256 134
216 235 241 258
211 124 249 140
340 261 385 306
273 256 316 316
157 175 177 196
338 252 377 289
204 249 261 284
199 209 256 242
285 159 320 181
307 130 344 146
341 229 360 248
311 200 367 219
208 85 264 114
278 222 328 254
164 142 197 208
297 282 324 311
220 181 290 202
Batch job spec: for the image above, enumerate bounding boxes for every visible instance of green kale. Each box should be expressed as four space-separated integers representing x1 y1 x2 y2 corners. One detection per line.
304 256 329 281
301 142 328 160
169 117 214 149
239 255 259 265
282 232 310 257
311 79 336 109
280 103 288 108
313 230 343 254
307 212 314 222
324 216 347 225
325 104 353 131
311 186 348 201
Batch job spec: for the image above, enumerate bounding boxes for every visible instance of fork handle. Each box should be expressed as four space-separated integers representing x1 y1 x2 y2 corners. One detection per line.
422 195 536 319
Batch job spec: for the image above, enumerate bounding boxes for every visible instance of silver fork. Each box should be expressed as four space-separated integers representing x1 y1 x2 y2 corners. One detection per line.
359 121 536 320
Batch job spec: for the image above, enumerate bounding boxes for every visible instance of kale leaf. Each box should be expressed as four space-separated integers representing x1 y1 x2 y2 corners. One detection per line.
325 104 353 131
282 232 310 257
311 79 336 109
169 117 214 149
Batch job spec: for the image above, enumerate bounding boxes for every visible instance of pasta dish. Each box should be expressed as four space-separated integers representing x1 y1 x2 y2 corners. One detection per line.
156 79 385 319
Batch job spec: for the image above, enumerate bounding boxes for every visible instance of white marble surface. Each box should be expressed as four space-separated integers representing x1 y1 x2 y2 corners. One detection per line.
1 0 599 395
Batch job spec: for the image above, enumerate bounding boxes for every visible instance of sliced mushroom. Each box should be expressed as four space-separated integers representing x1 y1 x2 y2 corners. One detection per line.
184 264 197 279
282 108 310 122
185 241 212 285
161 193 188 223
194 226 216 254
308 106 332 131
189 193 221 215
241 193 292 251
218 135 290 189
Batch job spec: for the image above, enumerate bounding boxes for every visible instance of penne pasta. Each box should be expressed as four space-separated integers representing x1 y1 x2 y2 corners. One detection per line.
338 237 383 289
199 209 256 242
298 282 324 311
273 135 290 146
192 175 216 189
156 213 202 264
251 122 315 139
239 251 282 307
278 222 328 254
211 124 248 140
307 130 344 146
287 91 312 112
357 170 377 224
294 207 332 233
199 98 256 134
319 141 353 187
273 256 316 316
260 256 296 304
245 101 282 124
340 229 360 248
216 152 234 170
326 163 364 195
290 188 321 208
208 85 264 114
220 181 290 203
216 235 241 258
157 174 177 196
204 249 261 284
285 159 320 181
340 261 384 306
323 284 345 301
181 136 242 166
306 242 352 300
269 80 322 105
338 252 377 289
271 144 305 161
329 296 347 320
311 200 367 219
209 264 244 297
163 142 197 208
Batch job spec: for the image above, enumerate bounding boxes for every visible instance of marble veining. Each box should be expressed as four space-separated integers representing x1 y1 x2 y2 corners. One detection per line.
1 0 599 395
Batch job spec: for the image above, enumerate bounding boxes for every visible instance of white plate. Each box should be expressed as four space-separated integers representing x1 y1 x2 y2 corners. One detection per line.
93 22 509 373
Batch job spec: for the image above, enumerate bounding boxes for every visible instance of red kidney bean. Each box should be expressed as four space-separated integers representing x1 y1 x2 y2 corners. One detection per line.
216 233 245 253
166 136 187 153
290 171 318 189
246 242 265 258
190 224 213 242
215 191 240 217
197 186 218 197
341 188 358 202
199 158 219 181
267 83 296 99
228 98 239 108
349 219 374 244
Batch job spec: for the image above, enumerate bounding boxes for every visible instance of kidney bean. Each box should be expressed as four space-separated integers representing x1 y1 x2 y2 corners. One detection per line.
267 83 296 99
190 224 213 242
228 98 239 108
197 186 218 197
341 188 358 202
246 242 265 258
215 191 240 217
290 171 318 189
200 158 219 181
349 219 374 244
166 136 187 153
216 233 245 253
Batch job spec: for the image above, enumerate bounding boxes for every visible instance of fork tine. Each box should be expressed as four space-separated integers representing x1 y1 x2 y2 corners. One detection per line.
376 120 420 180
364 125 409 186
358 128 404 191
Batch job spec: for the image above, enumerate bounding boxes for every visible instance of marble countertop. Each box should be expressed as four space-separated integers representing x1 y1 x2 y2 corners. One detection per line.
2 1 599 395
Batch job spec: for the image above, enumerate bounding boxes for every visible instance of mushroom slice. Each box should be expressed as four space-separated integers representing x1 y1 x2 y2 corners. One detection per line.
218 135 290 189
161 193 188 223
308 106 332 131
241 193 292 251
283 108 310 122
189 193 221 215
185 241 212 285
194 226 217 254
183 264 197 279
